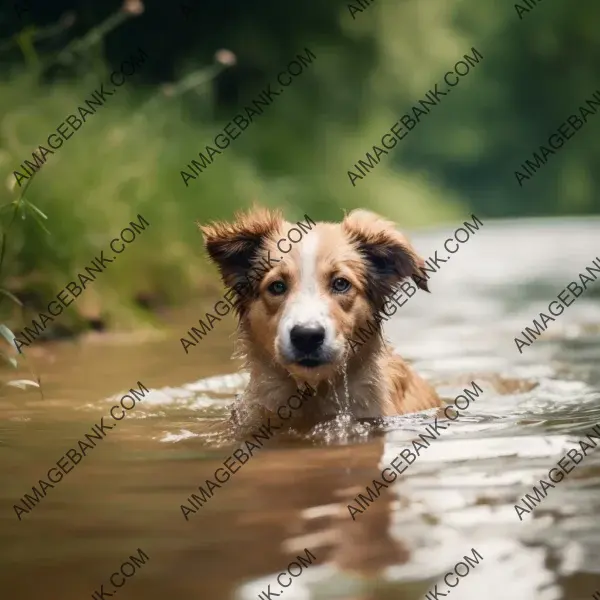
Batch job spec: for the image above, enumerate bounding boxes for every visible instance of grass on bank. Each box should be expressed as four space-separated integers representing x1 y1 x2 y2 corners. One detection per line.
0 23 463 341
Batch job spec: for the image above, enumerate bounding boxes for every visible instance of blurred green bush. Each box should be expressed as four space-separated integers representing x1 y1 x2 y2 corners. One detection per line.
1 0 599 338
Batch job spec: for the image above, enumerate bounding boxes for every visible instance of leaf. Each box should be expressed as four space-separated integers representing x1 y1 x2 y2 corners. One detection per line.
25 201 48 221
0 324 16 347
1 353 18 368
0 201 18 213
6 379 40 390
17 172 35 200
0 288 23 306
29 209 51 235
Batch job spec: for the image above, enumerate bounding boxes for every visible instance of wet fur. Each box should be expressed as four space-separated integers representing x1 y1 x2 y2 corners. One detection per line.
199 207 441 429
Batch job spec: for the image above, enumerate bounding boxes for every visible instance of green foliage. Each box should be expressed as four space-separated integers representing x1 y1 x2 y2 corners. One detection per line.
0 177 43 393
0 0 598 339
0 3 460 337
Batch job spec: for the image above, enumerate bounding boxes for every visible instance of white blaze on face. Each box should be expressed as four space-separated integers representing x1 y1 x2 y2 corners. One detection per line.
278 231 336 356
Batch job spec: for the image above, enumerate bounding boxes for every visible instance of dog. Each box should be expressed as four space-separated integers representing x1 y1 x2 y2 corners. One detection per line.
199 207 441 429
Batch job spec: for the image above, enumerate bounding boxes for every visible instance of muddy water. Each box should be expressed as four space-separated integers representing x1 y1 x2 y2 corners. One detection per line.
2 218 600 600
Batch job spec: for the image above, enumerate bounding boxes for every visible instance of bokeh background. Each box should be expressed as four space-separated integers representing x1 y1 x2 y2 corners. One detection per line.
1 0 599 338
3 4 600 599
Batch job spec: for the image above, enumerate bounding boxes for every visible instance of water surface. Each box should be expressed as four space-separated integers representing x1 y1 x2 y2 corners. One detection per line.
2 217 600 600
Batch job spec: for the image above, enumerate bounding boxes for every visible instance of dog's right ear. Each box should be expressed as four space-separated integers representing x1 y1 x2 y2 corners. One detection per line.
198 207 283 290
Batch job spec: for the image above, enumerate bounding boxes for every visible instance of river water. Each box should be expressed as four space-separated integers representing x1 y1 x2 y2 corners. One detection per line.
1 217 600 600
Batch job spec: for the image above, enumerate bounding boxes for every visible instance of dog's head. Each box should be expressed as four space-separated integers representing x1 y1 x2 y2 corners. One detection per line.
199 208 428 383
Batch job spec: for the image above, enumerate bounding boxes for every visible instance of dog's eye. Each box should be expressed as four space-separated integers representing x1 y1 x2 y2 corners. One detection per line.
267 280 287 295
332 277 351 293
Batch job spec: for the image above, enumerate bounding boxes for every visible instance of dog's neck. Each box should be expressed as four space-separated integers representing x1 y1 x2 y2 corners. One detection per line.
235 333 398 422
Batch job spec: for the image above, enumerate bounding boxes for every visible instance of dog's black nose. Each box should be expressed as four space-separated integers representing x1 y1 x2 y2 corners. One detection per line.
290 324 325 354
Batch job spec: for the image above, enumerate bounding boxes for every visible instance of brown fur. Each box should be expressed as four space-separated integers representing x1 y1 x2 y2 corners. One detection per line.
199 207 441 429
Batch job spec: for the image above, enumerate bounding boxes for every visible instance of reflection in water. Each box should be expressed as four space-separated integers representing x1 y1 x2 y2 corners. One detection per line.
1 219 600 600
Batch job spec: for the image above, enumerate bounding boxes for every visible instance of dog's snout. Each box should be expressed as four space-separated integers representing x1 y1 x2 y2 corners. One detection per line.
290 324 325 354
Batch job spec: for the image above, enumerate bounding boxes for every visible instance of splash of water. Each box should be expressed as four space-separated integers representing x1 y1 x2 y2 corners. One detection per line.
314 359 370 444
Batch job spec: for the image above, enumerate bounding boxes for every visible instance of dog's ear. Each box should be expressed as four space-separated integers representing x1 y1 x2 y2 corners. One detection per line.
342 210 429 304
198 206 283 290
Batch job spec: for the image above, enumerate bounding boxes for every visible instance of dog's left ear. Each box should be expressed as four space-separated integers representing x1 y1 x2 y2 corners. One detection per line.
342 210 429 302
198 206 283 290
